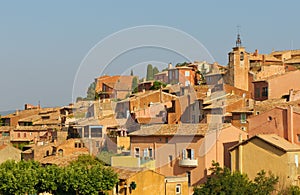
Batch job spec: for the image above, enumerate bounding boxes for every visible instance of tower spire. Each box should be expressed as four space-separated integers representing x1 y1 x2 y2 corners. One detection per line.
236 25 242 47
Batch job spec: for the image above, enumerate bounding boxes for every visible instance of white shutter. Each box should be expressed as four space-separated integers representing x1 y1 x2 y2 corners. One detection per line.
191 149 195 160
182 149 186 159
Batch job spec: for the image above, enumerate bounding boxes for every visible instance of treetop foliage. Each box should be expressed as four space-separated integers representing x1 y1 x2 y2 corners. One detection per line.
193 161 279 195
0 155 118 195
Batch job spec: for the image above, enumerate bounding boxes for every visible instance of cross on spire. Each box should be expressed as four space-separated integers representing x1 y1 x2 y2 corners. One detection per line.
236 25 242 47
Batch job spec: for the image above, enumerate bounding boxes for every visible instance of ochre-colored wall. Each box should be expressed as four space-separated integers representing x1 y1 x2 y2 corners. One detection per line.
165 180 189 195
231 138 300 188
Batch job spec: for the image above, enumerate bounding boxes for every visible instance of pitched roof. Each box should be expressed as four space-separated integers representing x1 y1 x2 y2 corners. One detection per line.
230 134 300 152
0 144 8 150
111 166 148 179
129 123 231 136
96 75 134 93
38 152 89 166
254 70 300 82
203 94 243 109
285 57 300 64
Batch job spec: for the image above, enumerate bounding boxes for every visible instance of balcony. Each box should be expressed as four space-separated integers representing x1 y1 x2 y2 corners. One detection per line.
179 158 198 167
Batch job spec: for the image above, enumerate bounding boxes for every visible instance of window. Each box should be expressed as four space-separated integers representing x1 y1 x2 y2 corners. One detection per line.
17 133 20 138
75 143 78 148
134 148 140 158
297 135 300 142
90 126 102 138
262 87 268 97
255 88 260 98
149 148 153 158
185 71 190 76
58 149 63 156
24 133 26 138
169 155 173 167
84 126 89 138
166 137 169 143
185 80 190 86
183 149 194 160
143 148 148 157
186 171 191 186
240 113 247 124
176 184 181 194
240 52 244 61
175 71 179 79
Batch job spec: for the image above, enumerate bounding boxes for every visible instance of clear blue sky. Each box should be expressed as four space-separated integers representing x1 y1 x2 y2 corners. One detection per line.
1 0 299 111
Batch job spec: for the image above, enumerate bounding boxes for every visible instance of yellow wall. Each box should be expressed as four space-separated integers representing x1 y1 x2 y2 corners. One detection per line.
117 137 130 151
111 156 156 170
109 170 165 195
165 178 189 195
231 138 300 188
111 156 139 167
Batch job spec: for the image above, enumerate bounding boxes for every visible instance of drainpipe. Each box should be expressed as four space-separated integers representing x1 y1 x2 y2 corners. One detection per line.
238 133 243 173
160 86 163 103
288 105 294 143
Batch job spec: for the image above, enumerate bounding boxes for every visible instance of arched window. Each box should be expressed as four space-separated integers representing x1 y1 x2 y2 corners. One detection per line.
240 52 244 61
58 149 63 157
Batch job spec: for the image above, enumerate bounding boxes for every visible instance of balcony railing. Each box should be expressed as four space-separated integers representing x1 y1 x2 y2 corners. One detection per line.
179 158 198 167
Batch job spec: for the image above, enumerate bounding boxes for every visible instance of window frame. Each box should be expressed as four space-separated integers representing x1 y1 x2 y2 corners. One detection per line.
176 184 181 194
240 113 247 124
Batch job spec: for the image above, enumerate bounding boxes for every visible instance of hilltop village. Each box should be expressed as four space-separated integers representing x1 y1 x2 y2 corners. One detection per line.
2 35 300 195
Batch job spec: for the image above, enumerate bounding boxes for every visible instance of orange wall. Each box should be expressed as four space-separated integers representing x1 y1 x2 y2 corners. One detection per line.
268 71 300 99
130 126 248 186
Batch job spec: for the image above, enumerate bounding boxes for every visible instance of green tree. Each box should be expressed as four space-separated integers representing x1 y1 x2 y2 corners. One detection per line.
0 160 40 195
0 156 118 195
59 155 118 195
279 185 300 195
193 161 278 195
153 67 159 76
132 76 138 94
146 64 153 81
149 81 167 90
36 164 62 194
253 170 279 195
175 62 189 67
86 81 96 100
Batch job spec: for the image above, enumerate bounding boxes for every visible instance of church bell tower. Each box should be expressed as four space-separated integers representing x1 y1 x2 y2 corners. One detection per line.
226 31 250 91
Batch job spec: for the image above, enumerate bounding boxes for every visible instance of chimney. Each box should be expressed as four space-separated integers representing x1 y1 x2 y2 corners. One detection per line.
289 89 294 102
287 105 294 143
160 85 163 103
238 133 243 173
239 133 243 143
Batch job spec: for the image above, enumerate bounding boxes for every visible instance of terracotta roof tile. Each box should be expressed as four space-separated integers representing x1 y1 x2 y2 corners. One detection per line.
129 123 231 136
230 134 300 152
111 166 148 179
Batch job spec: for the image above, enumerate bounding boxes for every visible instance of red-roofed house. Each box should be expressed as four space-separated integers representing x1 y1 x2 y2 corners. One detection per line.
95 75 134 100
